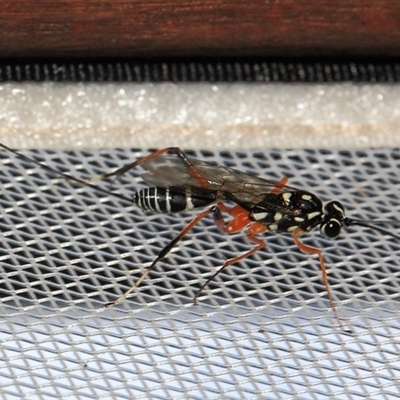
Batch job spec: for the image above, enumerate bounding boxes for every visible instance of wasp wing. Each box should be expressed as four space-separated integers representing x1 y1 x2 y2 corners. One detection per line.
140 155 299 205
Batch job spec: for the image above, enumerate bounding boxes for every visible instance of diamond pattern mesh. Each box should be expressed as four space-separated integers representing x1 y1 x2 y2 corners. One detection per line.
1 147 400 399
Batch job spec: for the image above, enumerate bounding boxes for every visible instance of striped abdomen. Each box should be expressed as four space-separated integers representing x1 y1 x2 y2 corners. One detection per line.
133 187 217 213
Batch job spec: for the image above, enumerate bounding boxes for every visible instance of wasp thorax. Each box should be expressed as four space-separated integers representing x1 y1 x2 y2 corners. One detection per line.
249 190 324 233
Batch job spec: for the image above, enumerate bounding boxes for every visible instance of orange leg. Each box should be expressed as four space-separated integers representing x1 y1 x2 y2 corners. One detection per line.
194 219 268 302
195 202 269 300
112 204 264 306
197 177 290 300
217 204 251 233
99 147 182 180
108 206 216 306
271 176 288 194
91 147 212 189
292 227 346 330
215 176 287 233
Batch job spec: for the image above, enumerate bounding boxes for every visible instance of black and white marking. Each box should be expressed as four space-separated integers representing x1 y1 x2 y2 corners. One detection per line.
133 187 217 213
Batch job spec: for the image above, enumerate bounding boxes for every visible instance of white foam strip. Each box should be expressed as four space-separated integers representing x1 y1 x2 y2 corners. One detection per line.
0 82 399 149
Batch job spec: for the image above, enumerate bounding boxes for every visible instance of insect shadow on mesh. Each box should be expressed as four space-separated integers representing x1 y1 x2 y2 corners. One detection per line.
1 143 399 331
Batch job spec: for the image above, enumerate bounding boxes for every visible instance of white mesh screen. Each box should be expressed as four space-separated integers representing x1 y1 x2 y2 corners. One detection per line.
0 147 399 399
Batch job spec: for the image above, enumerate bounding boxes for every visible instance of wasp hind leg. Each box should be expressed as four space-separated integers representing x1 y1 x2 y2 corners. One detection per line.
194 204 268 302
86 147 211 188
106 206 216 307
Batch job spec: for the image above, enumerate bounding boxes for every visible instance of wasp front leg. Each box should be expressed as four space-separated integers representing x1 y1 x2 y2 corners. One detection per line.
292 227 347 331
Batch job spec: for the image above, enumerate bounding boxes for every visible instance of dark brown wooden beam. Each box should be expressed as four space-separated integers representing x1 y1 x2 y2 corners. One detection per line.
1 1 400 58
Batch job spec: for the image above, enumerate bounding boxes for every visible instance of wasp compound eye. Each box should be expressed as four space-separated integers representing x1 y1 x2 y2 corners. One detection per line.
321 219 342 238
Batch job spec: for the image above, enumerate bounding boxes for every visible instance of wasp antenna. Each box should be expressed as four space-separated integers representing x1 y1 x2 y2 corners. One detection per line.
347 217 400 225
344 217 400 241
0 142 133 204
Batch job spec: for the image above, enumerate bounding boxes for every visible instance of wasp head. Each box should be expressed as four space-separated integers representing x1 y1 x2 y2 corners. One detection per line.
319 201 346 238
320 200 400 242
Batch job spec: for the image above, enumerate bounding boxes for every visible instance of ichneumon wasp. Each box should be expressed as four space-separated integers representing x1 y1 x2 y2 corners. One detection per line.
1 143 399 329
